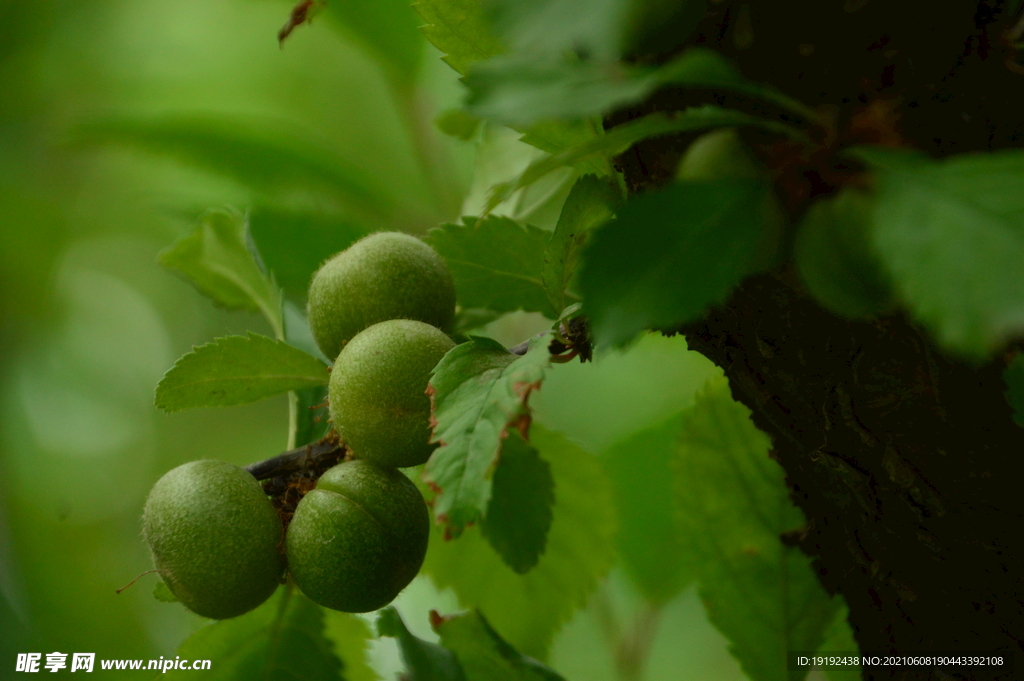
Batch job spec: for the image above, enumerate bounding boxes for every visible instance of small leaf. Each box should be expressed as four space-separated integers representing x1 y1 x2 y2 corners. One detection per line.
542 175 620 312
413 0 504 75
323 611 382 681
654 48 819 122
794 188 895 319
466 48 817 128
159 208 284 336
486 106 800 213
673 377 839 681
606 414 695 606
433 610 566 681
377 607 466 681
817 605 861 681
422 425 616 660
863 149 1024 357
155 333 329 412
516 119 612 177
153 579 178 603
425 335 551 535
464 55 659 127
480 431 555 574
483 0 624 60
166 587 343 680
1005 354 1024 427
248 206 370 303
579 180 769 347
427 216 553 316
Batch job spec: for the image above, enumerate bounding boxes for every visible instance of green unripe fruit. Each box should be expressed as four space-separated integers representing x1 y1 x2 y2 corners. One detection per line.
329 319 455 468
307 232 456 361
142 460 284 619
286 460 429 612
676 128 785 270
676 127 764 181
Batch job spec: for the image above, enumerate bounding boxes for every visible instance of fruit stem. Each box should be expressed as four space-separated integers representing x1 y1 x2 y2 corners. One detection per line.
287 391 299 451
114 569 161 595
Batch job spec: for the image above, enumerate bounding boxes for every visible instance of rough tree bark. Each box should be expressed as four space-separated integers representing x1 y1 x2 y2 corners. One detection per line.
682 273 1024 681
615 2 1024 678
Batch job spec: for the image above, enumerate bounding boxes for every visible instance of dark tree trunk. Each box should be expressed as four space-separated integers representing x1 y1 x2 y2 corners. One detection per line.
679 273 1024 681
615 1 1024 678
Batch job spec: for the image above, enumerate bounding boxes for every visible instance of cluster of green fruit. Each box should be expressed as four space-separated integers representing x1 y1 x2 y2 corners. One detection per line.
142 233 458 619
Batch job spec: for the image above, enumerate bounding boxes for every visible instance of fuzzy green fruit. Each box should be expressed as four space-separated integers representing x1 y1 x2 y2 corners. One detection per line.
329 319 455 468
676 128 785 270
286 460 429 612
307 232 456 361
142 460 284 619
676 127 765 181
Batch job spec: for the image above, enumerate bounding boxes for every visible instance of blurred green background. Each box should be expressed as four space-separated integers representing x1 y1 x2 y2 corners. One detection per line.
0 1 757 678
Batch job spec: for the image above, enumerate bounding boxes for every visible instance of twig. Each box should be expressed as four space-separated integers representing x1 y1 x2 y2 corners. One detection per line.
244 431 346 481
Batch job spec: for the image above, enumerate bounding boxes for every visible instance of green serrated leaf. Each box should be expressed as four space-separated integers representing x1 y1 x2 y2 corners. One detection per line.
480 431 554 574
654 48 819 122
466 47 817 128
433 610 566 681
606 414 695 606
486 106 800 213
166 587 343 680
248 206 370 303
323 611 381 681
516 119 612 177
74 116 395 222
427 216 553 316
622 0 707 55
865 149 1024 357
414 0 504 75
377 607 466 681
579 180 769 347
817 604 861 681
155 333 328 412
465 56 654 128
673 377 839 681
425 335 551 534
1005 354 1024 427
159 208 284 336
423 424 616 660
153 579 178 603
794 188 895 319
543 175 619 313
484 0 625 61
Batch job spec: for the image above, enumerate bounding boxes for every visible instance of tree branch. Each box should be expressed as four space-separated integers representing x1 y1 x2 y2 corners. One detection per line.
244 430 347 481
